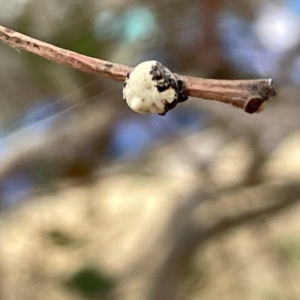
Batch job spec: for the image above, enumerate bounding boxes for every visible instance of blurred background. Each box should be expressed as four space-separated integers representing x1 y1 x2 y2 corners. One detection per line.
0 0 300 299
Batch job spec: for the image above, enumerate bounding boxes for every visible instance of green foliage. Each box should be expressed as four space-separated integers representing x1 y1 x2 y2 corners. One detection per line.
64 266 114 297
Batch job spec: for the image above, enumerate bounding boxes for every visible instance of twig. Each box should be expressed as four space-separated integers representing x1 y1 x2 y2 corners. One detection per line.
0 25 276 113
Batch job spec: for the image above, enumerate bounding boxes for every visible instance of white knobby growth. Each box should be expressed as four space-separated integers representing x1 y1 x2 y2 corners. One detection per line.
123 60 180 115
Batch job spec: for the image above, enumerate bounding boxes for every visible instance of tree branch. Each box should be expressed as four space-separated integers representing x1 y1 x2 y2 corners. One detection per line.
148 183 300 300
0 25 276 113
